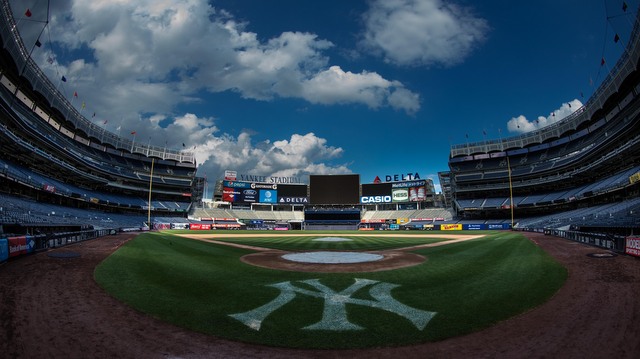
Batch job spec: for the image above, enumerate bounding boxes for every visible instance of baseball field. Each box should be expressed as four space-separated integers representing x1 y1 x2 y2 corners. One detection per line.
94 230 566 349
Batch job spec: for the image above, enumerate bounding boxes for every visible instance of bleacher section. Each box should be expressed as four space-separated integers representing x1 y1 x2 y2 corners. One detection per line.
445 15 640 235
0 1 199 238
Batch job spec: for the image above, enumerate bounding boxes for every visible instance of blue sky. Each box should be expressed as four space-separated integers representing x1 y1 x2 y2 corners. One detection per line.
11 0 638 192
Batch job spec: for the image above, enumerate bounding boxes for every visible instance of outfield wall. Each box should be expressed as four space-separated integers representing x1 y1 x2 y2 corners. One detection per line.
0 228 116 263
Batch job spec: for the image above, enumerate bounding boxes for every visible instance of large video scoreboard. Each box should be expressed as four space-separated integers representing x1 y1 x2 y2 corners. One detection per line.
309 174 360 205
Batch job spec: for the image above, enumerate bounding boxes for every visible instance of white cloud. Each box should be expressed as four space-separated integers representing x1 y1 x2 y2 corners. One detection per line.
193 128 350 179
300 66 420 113
507 99 583 134
13 0 425 178
29 0 420 121
360 0 489 67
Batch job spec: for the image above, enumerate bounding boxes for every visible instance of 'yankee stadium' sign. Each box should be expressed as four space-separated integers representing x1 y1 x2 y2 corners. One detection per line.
238 174 304 184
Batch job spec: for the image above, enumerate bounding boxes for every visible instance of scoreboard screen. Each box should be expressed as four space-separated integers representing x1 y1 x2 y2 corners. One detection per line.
361 183 392 196
277 184 308 197
309 174 360 205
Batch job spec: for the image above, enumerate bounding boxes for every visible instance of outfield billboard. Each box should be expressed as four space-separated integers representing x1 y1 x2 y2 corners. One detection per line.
440 224 462 231
626 236 640 257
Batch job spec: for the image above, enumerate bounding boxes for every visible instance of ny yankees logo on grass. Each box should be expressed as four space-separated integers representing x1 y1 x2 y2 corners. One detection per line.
229 278 437 331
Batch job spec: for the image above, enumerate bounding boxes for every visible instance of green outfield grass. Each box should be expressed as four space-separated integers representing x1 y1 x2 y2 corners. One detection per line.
94 230 567 349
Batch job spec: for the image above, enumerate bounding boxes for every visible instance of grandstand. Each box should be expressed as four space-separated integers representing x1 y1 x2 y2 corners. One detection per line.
0 0 203 257
443 7 640 236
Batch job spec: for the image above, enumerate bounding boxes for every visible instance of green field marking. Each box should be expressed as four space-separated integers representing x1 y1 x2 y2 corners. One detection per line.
95 231 567 349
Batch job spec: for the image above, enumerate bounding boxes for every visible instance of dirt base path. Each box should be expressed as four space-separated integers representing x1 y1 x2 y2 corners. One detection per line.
1 232 639 358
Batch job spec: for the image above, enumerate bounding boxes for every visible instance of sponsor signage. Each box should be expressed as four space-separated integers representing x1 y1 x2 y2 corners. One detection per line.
0 238 8 262
488 224 510 230
278 197 309 204
222 188 241 202
392 189 409 202
241 189 258 203
381 172 421 182
361 219 386 223
252 183 278 190
224 170 237 180
223 180 252 189
361 195 392 204
391 180 426 188
259 189 277 203
463 224 485 230
440 224 462 231
190 223 211 230
626 236 640 257
213 223 241 228
8 236 35 257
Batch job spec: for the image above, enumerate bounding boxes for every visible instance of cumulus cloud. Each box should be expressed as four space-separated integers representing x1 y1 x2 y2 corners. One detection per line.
193 129 350 179
507 99 583 134
300 66 420 114
360 0 489 67
26 0 420 118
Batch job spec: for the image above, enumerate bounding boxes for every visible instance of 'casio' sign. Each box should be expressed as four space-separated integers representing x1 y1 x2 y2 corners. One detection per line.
361 195 392 203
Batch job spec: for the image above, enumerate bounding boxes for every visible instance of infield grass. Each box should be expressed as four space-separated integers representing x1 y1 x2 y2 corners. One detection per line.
94 230 566 349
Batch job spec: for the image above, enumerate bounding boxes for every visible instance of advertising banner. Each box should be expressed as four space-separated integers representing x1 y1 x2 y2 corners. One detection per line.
213 223 241 229
392 189 409 202
409 186 427 202
360 195 392 204
440 224 462 231
463 224 486 230
0 238 8 262
488 224 511 230
259 189 278 203
278 197 309 204
224 170 237 180
240 188 258 203
626 236 640 257
223 180 252 189
222 188 241 202
189 223 211 230
8 236 35 257
391 180 426 188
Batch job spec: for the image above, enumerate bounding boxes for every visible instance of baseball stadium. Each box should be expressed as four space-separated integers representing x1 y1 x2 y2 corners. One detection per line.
1 1 640 358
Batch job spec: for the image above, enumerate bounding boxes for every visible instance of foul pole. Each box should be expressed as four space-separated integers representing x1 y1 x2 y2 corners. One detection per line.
147 158 155 227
